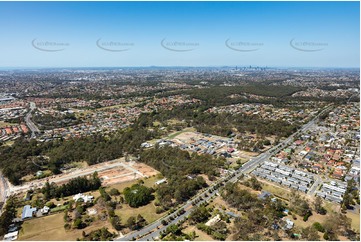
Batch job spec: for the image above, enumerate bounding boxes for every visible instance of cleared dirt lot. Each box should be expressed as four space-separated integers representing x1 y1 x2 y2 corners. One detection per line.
11 158 159 194
132 162 159 177
169 131 253 160
99 162 159 186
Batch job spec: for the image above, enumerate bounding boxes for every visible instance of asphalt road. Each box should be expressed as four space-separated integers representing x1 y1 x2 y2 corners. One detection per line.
25 102 40 139
308 176 323 196
116 107 332 241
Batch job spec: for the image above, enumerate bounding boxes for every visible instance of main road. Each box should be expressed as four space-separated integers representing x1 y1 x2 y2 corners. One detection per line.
25 102 40 139
117 106 332 241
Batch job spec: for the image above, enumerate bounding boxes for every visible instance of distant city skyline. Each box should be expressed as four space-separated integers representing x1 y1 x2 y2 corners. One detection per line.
0 1 359 68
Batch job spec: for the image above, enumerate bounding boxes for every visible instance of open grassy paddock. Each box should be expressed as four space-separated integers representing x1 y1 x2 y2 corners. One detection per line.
183 225 214 241
115 200 165 225
18 213 113 241
109 175 166 224
106 175 162 193
166 127 196 139
346 210 360 232
259 181 291 201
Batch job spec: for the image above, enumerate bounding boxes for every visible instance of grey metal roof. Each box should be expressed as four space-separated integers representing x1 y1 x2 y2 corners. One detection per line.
21 205 36 219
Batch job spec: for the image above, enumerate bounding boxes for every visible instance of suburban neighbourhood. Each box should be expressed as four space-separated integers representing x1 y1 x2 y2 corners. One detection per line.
0 66 359 241
0 1 360 241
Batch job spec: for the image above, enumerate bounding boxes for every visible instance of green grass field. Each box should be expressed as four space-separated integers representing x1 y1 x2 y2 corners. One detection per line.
50 205 68 213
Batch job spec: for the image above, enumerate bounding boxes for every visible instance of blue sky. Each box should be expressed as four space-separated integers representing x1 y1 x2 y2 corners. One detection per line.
0 1 359 68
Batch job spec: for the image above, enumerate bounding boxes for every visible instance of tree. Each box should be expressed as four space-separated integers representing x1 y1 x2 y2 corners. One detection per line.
272 230 281 241
210 221 228 240
110 215 122 231
109 188 120 196
342 193 353 210
64 210 69 222
76 204 85 214
126 216 136 230
64 223 71 230
188 231 196 240
73 218 84 229
41 173 102 199
99 187 111 202
323 212 353 241
232 217 255 241
136 214 147 228
249 177 262 191
123 184 153 208
243 177 262 191
313 196 327 215
221 182 262 210
312 222 325 233
289 192 312 217
0 196 17 237
301 226 321 240
166 224 182 236
45 201 55 208
73 210 82 220
189 206 210 224
79 227 115 241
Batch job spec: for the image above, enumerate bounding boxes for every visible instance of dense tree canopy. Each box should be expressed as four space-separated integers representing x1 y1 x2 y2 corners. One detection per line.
0 124 158 184
41 172 101 199
123 184 154 208
139 146 225 180
0 196 17 237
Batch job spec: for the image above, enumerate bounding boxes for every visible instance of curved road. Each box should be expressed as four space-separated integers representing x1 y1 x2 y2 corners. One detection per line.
25 102 40 139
